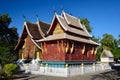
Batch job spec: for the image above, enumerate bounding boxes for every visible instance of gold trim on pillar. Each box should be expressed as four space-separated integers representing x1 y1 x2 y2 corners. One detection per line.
66 64 68 68
40 63 43 67
36 52 40 59
46 63 48 67
22 52 24 60
94 47 97 55
91 47 94 54
82 44 85 54
57 41 60 53
65 42 69 53
70 41 74 54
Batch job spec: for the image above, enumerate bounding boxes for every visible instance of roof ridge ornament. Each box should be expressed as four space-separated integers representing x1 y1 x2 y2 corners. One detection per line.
23 15 27 22
53 7 57 14
36 14 39 22
61 6 64 12
61 8 65 15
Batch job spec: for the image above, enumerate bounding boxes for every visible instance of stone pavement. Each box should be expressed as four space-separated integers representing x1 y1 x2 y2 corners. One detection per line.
13 69 120 80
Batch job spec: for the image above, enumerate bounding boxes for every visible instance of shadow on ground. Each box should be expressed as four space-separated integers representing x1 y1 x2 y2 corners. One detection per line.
13 70 42 80
91 65 120 80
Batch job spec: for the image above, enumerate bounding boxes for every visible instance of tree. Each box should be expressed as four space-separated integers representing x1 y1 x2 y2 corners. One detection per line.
80 18 92 33
118 34 120 46
112 47 120 61
0 14 18 79
101 33 116 50
91 36 100 43
100 33 120 60
96 46 103 61
0 14 18 80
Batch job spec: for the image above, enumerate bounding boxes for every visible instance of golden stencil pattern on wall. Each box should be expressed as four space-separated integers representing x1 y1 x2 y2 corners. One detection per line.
53 23 64 34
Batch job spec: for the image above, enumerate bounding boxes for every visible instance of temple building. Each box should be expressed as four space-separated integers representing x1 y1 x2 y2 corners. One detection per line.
15 11 110 77
37 11 98 67
14 20 50 62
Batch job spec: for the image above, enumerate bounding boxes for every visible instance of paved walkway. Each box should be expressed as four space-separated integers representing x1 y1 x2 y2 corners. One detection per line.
13 69 120 80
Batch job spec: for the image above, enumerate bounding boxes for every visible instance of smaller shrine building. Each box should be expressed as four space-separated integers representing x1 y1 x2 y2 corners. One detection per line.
14 20 50 62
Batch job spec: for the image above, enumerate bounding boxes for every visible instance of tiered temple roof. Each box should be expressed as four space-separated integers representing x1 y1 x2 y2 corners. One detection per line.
14 21 50 50
38 11 98 46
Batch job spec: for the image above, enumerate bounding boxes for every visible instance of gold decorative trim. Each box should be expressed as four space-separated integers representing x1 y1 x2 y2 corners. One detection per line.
66 64 68 68
81 63 84 66
65 42 69 53
46 64 48 67
82 44 85 54
36 52 40 59
94 47 97 55
22 52 24 60
70 41 74 54
91 47 94 54
40 63 43 67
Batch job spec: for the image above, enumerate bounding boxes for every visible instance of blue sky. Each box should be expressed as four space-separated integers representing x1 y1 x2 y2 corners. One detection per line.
0 0 120 39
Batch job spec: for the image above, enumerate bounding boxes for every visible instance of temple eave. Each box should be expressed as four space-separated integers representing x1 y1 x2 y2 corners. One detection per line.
38 34 98 46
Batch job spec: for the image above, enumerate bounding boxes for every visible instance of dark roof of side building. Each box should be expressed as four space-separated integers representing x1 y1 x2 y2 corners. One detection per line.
14 21 50 50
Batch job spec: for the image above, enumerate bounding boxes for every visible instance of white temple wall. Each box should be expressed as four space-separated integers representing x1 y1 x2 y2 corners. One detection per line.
24 62 112 77
101 58 114 62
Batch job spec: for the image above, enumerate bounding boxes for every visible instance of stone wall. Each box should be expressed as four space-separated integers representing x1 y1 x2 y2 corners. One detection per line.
24 62 111 77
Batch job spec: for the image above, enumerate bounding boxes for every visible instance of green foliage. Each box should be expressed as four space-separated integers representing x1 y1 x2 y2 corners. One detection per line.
80 18 92 33
0 14 18 67
0 14 18 80
0 66 4 79
96 46 103 61
101 33 117 50
0 14 11 27
4 64 18 79
99 33 120 61
0 63 18 79
92 36 100 43
118 34 120 46
112 47 120 61
0 46 10 67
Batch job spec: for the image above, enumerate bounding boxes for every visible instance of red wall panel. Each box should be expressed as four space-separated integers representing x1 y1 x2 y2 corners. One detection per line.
42 40 96 61
25 35 34 59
